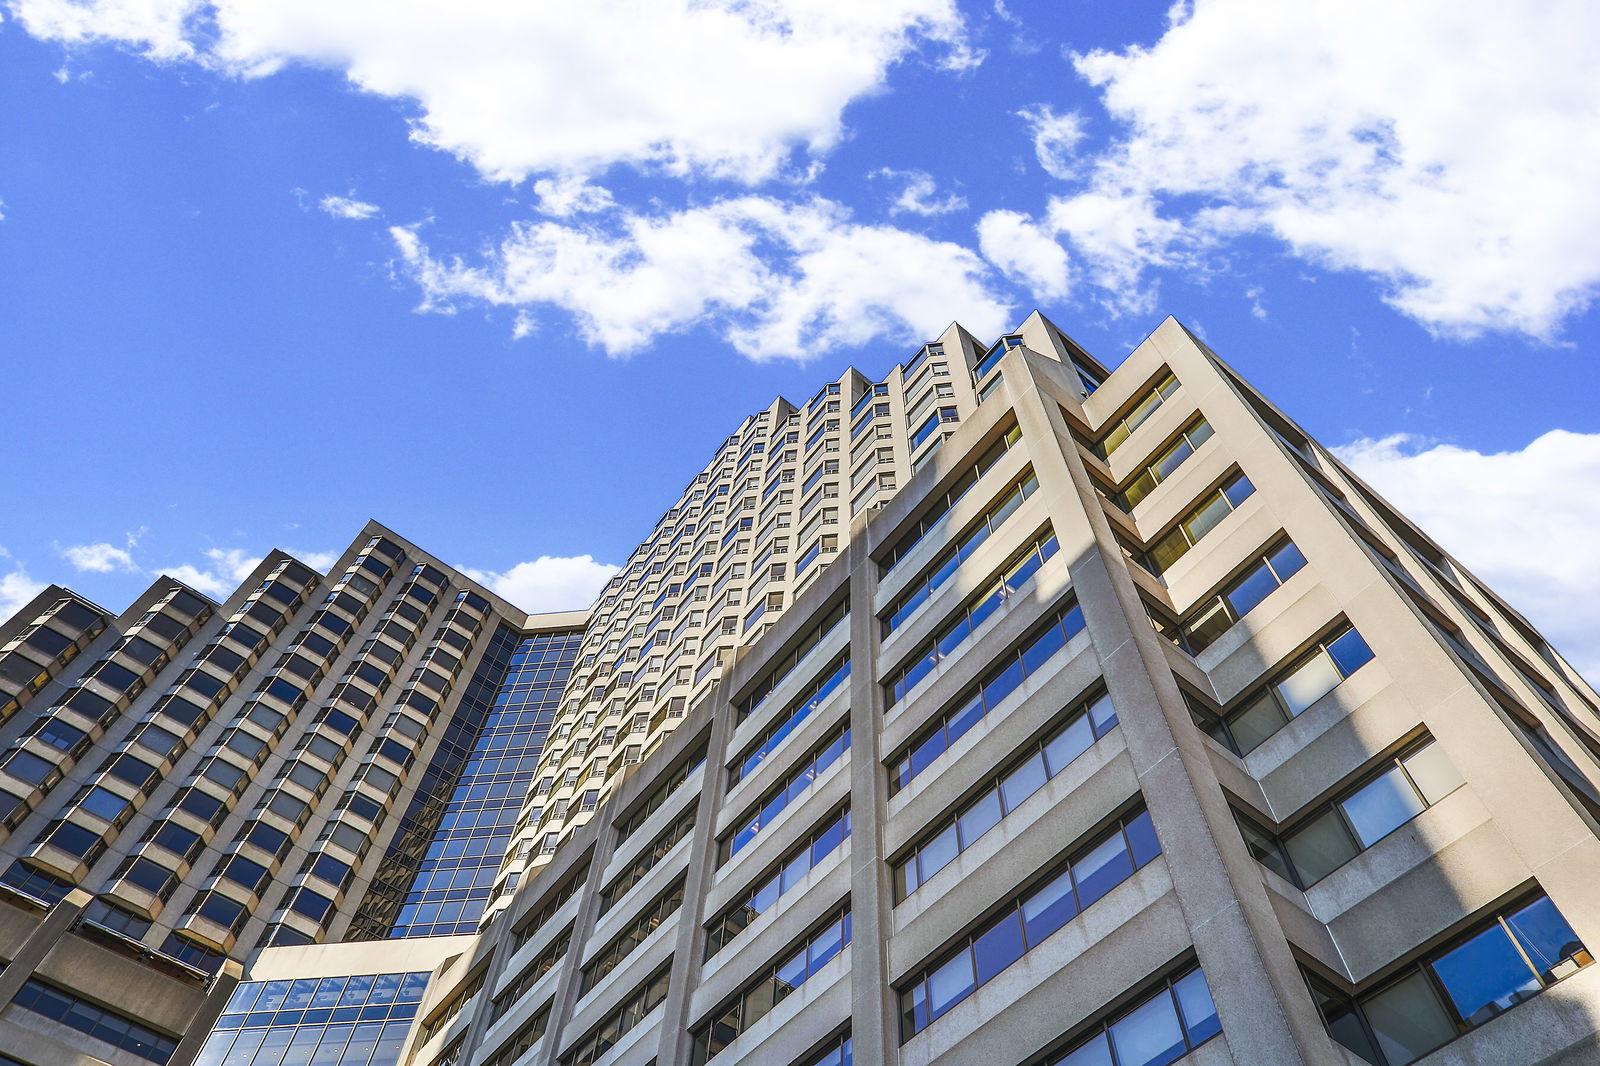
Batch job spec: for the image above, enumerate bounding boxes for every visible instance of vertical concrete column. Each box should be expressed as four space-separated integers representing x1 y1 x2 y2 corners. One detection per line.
528 827 620 1065
170 960 243 1066
844 540 894 1066
0 888 91 1005
654 711 737 1066
452 905 537 1064
1006 347 1335 1064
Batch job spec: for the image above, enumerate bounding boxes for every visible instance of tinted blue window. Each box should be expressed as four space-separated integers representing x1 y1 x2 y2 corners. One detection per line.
1072 831 1133 909
1430 922 1541 1024
1225 561 1280 617
1124 810 1162 868
1269 541 1307 579
1505 895 1586 982
973 911 1026 984
1108 988 1186 1066
1327 628 1375 676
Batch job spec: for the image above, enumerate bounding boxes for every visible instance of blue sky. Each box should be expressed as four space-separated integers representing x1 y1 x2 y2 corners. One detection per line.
1 0 1596 676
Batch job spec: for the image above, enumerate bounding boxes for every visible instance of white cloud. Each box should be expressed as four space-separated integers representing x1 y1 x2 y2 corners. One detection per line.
463 555 620 614
1016 104 1086 181
391 196 1011 360
977 209 1070 302
0 561 47 623
11 0 973 185
293 549 339 571
318 194 379 220
161 547 263 597
872 168 966 217
532 176 616 218
1336 431 1600 683
60 540 139 573
1041 189 1190 314
8 0 199 61
1014 0 1600 337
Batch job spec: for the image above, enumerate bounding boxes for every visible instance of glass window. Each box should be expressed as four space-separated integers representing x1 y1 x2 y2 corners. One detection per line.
1108 988 1186 1066
1021 867 1079 945
1430 921 1541 1025
1283 809 1359 884
1057 1033 1114 1066
901 823 1160 1041
1327 628 1375 676
1182 494 1233 543
957 791 1003 847
1362 971 1457 1065
999 752 1047 812
1253 737 1465 887
1401 741 1465 805
918 823 960 883
1277 654 1342 716
79 786 130 822
926 951 976 1021
1225 563 1281 618
1043 968 1220 1066
1124 811 1162 868
1505 895 1589 982
972 910 1026 985
5 749 56 785
1172 968 1221 1044
1339 766 1427 847
898 693 1117 898
1311 892 1593 1064
1071 831 1133 908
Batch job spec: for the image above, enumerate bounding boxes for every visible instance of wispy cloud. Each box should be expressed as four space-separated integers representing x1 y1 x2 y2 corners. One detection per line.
318 194 380 220
58 528 144 574
872 168 967 217
16 0 1600 353
1015 104 1086 181
162 548 259 597
462 554 620 613
60 540 139 573
163 546 335 597
977 209 1071 303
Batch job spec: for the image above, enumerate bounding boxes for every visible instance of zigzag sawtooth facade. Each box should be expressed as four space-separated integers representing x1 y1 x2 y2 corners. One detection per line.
1 313 1599 1066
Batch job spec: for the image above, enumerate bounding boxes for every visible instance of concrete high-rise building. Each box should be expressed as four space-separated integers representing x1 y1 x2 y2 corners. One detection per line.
0 525 585 1064
354 314 1600 1066
494 323 1033 909
6 313 1600 1066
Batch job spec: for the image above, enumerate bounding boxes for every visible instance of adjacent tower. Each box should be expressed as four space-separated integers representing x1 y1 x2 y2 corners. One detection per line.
0 524 587 1063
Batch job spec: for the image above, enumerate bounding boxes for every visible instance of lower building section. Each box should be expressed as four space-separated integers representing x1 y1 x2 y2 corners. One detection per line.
8 316 1600 1066
343 326 1600 1066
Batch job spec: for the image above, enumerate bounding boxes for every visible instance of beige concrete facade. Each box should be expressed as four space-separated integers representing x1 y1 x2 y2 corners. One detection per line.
345 314 1600 1066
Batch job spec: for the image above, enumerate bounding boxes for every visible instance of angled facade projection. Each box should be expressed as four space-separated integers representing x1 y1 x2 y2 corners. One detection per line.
4 314 1600 1066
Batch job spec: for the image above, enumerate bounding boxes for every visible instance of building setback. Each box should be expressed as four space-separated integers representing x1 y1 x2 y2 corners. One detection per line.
491 321 1031 916
6 312 1600 1066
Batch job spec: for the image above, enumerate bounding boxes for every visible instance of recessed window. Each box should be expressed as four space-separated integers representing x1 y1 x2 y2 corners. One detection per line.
1309 891 1592 1065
